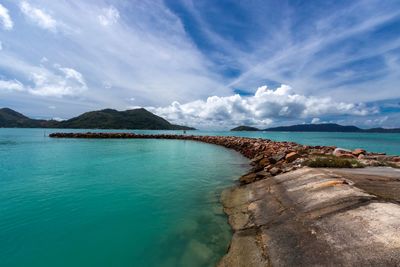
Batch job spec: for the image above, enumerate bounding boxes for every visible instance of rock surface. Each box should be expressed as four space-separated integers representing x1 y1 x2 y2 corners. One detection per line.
219 167 400 267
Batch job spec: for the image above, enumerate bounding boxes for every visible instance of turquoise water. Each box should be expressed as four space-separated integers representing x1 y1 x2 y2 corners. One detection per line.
0 129 248 267
133 130 400 156
1 129 400 267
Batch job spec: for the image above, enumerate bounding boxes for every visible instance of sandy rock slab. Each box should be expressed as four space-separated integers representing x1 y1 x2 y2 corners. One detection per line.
219 167 400 267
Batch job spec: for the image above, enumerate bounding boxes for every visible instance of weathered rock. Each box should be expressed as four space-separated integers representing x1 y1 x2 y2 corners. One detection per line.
393 157 400 163
352 148 366 156
220 167 400 267
333 147 352 156
258 157 270 167
239 172 257 184
272 152 286 163
269 167 282 176
249 154 264 165
255 170 272 178
337 153 356 159
285 152 300 163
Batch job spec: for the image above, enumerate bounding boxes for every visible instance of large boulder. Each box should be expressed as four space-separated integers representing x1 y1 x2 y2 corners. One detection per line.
352 148 366 157
333 148 355 158
239 172 257 184
285 152 300 163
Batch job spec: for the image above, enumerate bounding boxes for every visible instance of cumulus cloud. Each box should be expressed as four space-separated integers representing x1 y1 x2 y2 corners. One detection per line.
0 79 24 91
28 66 88 97
149 85 374 129
0 3 13 30
311 118 321 124
20 1 57 31
98 6 119 26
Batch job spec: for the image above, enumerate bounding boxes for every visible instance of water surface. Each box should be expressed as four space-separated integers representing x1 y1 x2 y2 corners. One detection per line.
0 129 248 267
1 128 399 267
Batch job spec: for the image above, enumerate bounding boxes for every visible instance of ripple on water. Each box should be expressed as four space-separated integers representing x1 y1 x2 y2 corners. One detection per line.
0 129 249 267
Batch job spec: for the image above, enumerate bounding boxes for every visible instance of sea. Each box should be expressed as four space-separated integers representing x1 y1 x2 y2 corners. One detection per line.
1 128 399 267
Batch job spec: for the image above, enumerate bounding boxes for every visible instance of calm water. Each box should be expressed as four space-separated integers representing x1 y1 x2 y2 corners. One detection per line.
1 129 399 267
134 129 400 155
0 129 248 267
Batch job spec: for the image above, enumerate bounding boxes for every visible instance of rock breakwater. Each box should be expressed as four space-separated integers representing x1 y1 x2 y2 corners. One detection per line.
49 132 400 184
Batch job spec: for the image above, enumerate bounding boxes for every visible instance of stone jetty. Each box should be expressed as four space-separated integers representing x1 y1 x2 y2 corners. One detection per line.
50 132 400 266
49 132 400 183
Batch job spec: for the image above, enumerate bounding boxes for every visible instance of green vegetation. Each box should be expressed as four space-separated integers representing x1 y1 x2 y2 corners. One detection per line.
306 155 364 168
386 162 400 169
230 125 260 131
0 107 195 130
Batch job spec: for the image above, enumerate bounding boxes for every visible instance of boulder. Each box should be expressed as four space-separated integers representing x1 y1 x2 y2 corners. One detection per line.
285 152 300 163
258 157 270 167
256 170 272 178
337 153 356 159
272 152 286 163
250 154 264 165
333 148 352 157
392 157 400 163
239 173 257 184
269 167 282 176
352 149 366 156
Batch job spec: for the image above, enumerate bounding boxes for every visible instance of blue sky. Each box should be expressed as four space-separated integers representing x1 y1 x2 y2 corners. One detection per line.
0 0 399 129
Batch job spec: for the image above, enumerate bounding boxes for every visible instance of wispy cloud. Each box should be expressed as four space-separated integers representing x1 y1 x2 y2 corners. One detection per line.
98 6 120 26
0 79 24 91
19 1 57 31
0 3 13 30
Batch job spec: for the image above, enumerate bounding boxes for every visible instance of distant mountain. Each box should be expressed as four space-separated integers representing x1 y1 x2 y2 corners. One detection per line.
0 108 47 128
263 123 400 133
231 125 260 131
0 108 195 130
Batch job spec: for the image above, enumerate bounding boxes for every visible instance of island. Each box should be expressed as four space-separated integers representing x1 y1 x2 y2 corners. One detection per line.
230 123 400 133
0 107 195 130
230 126 260 131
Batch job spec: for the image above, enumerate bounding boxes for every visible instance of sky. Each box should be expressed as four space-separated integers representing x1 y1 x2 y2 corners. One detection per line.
0 0 399 129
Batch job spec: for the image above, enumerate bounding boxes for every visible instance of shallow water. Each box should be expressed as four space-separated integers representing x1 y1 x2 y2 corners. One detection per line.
133 129 400 155
0 129 248 267
1 128 399 267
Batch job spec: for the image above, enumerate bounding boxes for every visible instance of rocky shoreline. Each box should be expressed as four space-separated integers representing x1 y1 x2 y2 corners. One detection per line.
49 132 400 266
49 132 400 181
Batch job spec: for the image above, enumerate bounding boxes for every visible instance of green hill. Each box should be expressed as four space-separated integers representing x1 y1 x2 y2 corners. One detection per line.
0 108 195 130
263 123 400 133
230 125 260 131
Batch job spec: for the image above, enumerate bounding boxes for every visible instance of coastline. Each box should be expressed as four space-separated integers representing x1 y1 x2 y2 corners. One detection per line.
49 132 400 266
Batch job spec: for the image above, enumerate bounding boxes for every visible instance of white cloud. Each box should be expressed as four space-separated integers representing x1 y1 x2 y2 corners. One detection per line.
28 66 87 97
0 41 2 51
98 6 119 26
0 79 24 91
311 118 320 124
52 117 64 121
0 3 13 30
0 1 228 111
149 84 373 129
20 1 57 31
